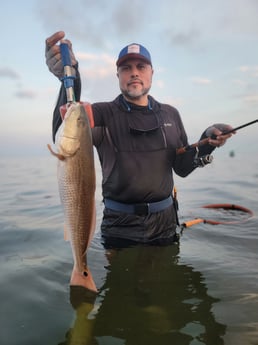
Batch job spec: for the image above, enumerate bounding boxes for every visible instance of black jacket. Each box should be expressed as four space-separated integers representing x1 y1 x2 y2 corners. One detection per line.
53 75 214 203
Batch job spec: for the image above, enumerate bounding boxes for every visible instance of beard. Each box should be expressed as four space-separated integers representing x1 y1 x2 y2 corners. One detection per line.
121 86 150 101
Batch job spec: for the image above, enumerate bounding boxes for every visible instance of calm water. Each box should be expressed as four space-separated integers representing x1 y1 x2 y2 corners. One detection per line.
1 152 258 345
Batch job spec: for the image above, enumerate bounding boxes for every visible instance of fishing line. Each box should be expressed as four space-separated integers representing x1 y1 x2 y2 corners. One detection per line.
181 203 254 229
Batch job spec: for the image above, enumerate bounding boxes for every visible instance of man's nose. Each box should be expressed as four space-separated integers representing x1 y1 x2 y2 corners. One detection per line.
130 66 139 77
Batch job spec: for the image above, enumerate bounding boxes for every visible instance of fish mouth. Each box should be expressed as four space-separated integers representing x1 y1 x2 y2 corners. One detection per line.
62 135 78 139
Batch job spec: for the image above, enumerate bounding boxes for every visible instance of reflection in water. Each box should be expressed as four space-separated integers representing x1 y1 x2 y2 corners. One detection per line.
59 243 226 345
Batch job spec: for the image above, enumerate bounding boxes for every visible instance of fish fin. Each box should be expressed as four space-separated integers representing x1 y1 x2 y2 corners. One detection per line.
64 223 70 241
86 203 96 249
47 144 65 161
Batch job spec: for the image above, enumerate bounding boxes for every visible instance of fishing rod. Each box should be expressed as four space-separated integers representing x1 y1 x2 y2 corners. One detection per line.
176 119 258 155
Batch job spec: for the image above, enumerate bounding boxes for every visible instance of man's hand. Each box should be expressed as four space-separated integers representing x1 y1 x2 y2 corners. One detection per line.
205 123 235 147
45 31 78 79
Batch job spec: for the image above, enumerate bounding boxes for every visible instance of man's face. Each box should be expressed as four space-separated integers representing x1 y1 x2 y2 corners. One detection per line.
117 58 153 103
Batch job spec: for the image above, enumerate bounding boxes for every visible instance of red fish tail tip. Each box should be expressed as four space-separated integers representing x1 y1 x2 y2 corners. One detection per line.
70 266 97 292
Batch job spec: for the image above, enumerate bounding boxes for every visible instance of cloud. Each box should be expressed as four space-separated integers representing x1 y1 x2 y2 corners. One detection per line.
15 90 37 99
190 77 212 85
77 52 115 66
238 65 258 77
217 0 258 35
243 94 258 103
164 27 201 49
38 0 258 58
78 52 116 80
155 80 165 89
75 52 118 102
0 67 20 79
110 0 148 36
38 0 149 50
37 0 258 109
160 0 258 50
232 79 247 87
238 66 251 73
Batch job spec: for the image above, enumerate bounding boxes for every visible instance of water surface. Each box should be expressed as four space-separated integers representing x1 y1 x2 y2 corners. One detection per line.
0 153 257 345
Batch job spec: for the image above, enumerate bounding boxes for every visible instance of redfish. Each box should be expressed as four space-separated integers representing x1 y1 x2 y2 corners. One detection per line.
48 102 96 292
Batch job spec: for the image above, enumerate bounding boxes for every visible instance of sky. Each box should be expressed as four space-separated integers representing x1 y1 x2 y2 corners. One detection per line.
1 0 258 157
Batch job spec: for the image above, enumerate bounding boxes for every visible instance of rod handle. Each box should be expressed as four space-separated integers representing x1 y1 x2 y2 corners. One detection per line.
60 43 72 67
182 218 204 228
60 42 75 102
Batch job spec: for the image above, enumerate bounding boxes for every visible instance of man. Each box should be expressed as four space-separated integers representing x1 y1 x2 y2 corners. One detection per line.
45 31 233 248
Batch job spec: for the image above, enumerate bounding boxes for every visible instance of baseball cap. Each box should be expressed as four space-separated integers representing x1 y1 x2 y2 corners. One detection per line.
116 43 152 67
